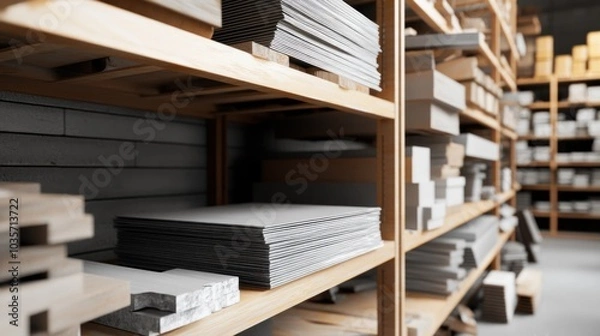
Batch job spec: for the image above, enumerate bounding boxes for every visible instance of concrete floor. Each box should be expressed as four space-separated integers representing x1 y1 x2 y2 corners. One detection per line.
478 237 600 336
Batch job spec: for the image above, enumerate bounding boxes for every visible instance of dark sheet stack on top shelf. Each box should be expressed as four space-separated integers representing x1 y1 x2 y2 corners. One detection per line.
213 0 381 90
115 203 382 289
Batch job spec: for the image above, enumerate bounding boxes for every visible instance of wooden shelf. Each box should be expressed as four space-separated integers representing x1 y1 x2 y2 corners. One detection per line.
527 102 551 110
461 107 500 130
405 190 516 252
530 210 551 218
517 162 550 167
558 135 596 141
557 162 600 167
501 127 518 140
406 228 514 336
558 74 600 83
0 1 395 120
406 0 459 34
519 134 550 141
517 77 551 86
521 184 551 191
557 101 600 109
82 242 395 336
478 39 517 91
558 186 600 192
558 212 600 220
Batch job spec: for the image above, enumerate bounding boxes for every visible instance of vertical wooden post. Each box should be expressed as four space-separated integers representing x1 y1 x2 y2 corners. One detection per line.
376 0 402 335
490 14 501 83
207 115 228 206
549 78 559 235
510 0 518 76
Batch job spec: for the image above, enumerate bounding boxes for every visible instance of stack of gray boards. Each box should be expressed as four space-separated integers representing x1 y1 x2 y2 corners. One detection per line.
115 204 382 289
444 215 499 269
516 210 543 263
481 271 517 323
84 261 240 335
501 241 528 276
462 162 487 202
213 0 381 90
406 238 467 295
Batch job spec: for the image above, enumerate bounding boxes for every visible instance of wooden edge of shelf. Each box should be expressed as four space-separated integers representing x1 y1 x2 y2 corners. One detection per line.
556 162 600 167
520 74 600 85
556 212 600 220
406 0 454 34
517 77 551 86
406 228 514 336
405 190 516 252
479 40 516 91
558 74 600 83
517 162 550 167
518 136 550 141
557 186 600 192
501 127 517 140
461 108 500 130
521 184 551 191
0 0 395 120
527 102 551 110
87 242 395 336
530 209 551 218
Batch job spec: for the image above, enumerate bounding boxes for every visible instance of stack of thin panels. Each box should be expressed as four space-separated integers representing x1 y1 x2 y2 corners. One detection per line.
444 216 499 270
406 238 468 295
85 262 239 335
516 268 543 314
462 162 487 202
481 271 517 323
516 210 543 263
213 0 381 90
115 204 382 289
502 241 528 276
0 183 130 336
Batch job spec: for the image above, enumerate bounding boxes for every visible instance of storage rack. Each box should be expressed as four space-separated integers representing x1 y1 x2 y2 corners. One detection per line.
0 0 520 335
404 0 520 334
517 75 600 236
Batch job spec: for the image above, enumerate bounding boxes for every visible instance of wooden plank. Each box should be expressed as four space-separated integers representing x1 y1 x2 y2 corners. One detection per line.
521 184 551 191
94 243 394 336
0 1 394 119
406 0 456 33
232 42 290 67
0 42 63 62
215 103 320 116
485 0 520 61
65 109 206 145
461 107 500 130
0 167 206 200
0 100 64 135
0 245 66 281
406 229 513 336
58 65 162 84
557 212 600 220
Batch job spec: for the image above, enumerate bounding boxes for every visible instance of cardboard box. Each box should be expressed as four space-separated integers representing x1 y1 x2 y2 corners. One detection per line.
573 61 587 76
463 81 485 110
569 83 588 103
534 60 553 77
554 55 572 78
406 70 466 112
406 101 460 136
453 133 500 161
406 146 431 184
573 45 588 61
587 31 600 58
406 181 435 207
535 36 554 60
437 57 479 82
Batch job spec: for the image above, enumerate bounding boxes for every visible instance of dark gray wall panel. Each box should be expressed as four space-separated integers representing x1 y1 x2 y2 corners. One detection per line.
0 101 64 135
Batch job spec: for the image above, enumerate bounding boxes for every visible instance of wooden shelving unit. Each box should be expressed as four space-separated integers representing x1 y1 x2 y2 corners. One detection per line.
518 75 600 236
1 0 521 335
406 228 514 336
522 184 551 191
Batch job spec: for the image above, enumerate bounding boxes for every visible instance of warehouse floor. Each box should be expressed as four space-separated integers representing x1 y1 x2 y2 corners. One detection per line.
478 237 600 335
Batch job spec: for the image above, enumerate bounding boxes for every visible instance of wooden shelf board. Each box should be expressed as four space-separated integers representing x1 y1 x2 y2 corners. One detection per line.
519 134 550 141
527 102 551 110
461 107 500 130
406 229 514 336
478 39 517 91
517 162 550 167
0 1 395 120
558 74 600 83
558 136 596 141
501 127 518 140
517 77 551 86
521 184 551 191
530 210 551 218
83 242 394 336
557 101 600 109
558 212 600 220
405 190 516 252
557 162 600 167
558 186 600 192
406 0 456 33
